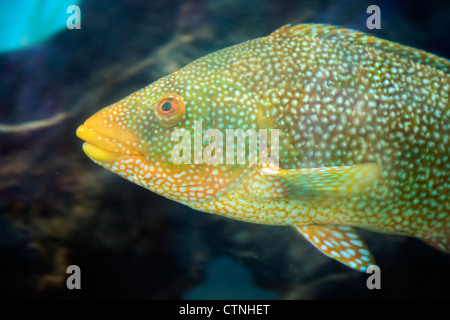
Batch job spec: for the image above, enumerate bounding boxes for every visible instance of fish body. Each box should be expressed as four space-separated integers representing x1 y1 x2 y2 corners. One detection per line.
76 24 450 271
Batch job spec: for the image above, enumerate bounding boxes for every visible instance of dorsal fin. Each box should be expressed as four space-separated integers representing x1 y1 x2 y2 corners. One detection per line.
268 24 450 74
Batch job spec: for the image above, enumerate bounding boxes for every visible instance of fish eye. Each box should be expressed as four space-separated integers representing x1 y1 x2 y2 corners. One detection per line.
155 93 186 126
161 102 172 112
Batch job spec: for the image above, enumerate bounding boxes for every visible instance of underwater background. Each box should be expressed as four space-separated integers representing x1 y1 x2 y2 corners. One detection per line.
0 0 449 299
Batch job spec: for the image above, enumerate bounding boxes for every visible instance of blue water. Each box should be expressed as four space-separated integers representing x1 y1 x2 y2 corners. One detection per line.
0 0 81 53
184 257 277 300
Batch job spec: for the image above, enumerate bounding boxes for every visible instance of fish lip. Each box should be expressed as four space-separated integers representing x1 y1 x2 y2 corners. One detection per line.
76 124 141 158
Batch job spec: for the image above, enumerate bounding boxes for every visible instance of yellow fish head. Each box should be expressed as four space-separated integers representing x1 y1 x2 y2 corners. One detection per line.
76 69 264 204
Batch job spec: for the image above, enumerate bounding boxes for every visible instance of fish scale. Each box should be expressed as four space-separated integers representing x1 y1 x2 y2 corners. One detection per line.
76 24 449 271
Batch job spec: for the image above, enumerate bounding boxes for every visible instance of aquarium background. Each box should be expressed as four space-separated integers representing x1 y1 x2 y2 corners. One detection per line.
0 0 449 299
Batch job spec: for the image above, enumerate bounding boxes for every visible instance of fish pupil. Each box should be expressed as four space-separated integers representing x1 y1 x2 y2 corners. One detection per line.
161 102 172 112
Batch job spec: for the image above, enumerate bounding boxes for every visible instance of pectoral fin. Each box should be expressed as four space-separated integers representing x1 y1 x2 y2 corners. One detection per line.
294 224 376 272
260 162 381 200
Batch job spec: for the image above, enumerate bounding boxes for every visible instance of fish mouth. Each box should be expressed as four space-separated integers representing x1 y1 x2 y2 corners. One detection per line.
76 124 141 163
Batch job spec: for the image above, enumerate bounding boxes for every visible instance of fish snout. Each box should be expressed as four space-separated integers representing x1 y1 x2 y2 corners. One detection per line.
76 107 142 163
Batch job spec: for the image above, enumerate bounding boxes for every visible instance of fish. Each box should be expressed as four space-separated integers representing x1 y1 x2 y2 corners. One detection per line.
76 24 450 272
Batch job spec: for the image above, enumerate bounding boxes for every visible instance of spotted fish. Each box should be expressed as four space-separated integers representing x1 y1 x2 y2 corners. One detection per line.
76 24 450 271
